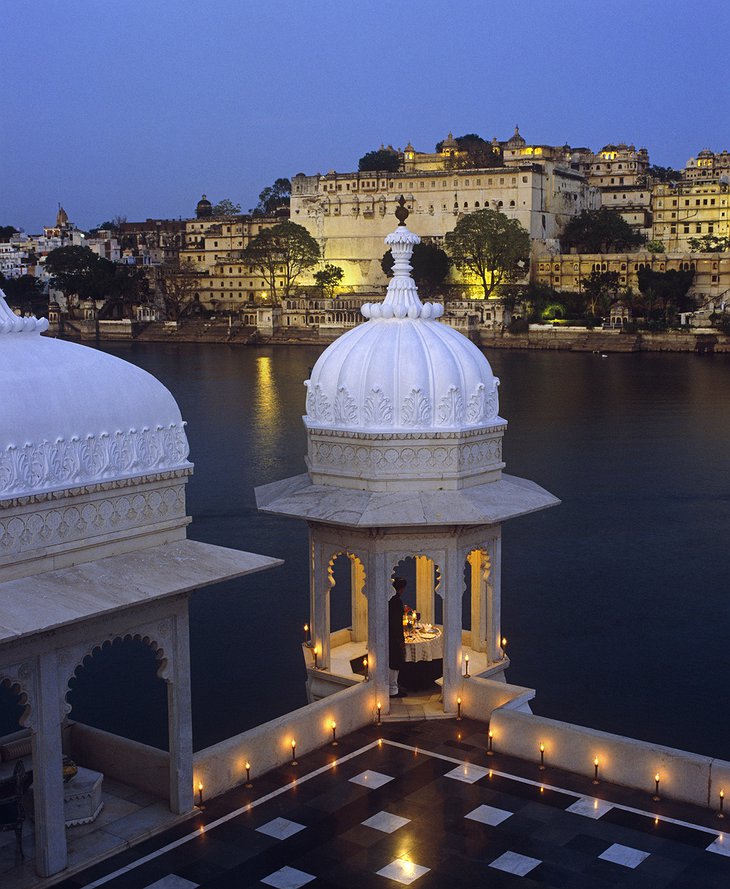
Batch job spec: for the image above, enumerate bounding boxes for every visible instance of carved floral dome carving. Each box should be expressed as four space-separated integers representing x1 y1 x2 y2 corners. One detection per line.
0 292 191 500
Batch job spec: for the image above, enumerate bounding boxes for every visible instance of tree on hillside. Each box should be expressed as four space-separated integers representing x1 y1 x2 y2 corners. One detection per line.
313 264 344 299
358 148 400 173
687 234 730 253
0 225 19 241
241 221 320 303
156 258 204 320
435 133 501 169
211 199 242 216
561 208 644 253
444 208 529 298
45 246 101 300
381 242 451 298
253 178 291 216
0 274 46 316
637 267 695 324
648 165 682 183
580 270 620 319
45 245 148 314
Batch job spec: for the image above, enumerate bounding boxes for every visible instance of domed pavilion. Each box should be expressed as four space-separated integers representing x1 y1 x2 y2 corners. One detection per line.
256 200 558 716
0 294 278 877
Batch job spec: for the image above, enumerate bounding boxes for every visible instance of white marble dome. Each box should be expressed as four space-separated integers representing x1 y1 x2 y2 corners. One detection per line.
0 293 190 499
303 209 506 492
304 224 501 433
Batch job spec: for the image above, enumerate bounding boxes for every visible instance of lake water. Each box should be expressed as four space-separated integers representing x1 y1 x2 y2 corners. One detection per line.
69 343 730 760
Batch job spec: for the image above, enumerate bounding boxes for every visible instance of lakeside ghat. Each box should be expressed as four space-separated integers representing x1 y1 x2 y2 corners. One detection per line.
49 314 730 353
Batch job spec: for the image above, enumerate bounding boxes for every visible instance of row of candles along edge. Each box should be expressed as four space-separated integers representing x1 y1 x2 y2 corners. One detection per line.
303 623 508 675
193 713 727 820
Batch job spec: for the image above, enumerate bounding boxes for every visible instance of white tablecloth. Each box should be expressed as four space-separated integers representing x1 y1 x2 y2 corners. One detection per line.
404 628 443 663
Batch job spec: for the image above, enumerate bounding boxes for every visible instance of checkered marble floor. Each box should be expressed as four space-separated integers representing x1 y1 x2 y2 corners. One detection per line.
55 724 730 889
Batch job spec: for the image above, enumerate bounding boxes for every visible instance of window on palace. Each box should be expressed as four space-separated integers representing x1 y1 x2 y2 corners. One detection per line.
509 200 515 206
613 195 617 200
696 224 702 233
214 241 218 247
511 178 516 184
684 225 690 233
712 274 719 282
522 176 528 183
671 225 676 233
488 178 493 185
431 181 436 187
685 199 690 206
420 181 424 188
476 179 481 185
671 212 676 218
465 179 469 186
711 198 716 205
703 199 708 205
475 201 480 207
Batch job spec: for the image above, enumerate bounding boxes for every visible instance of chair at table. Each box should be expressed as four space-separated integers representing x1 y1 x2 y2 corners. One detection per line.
0 760 33 859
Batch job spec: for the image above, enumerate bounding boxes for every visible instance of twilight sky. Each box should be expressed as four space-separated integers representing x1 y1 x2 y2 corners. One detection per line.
3 0 730 234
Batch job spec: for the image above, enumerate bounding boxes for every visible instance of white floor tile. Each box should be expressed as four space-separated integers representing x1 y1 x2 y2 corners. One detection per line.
465 804 513 826
444 763 489 784
143 877 199 889
261 865 316 888
566 797 614 819
362 811 411 833
599 843 650 868
489 850 542 876
256 817 306 840
706 835 730 857
349 769 394 789
376 857 430 885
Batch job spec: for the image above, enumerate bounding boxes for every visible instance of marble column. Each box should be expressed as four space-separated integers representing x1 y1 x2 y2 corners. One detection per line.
351 556 367 643
167 607 193 815
367 547 389 712
309 531 330 669
32 652 67 877
440 539 462 713
487 533 503 664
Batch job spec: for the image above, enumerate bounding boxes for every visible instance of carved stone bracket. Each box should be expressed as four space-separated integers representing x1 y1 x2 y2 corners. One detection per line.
0 659 37 731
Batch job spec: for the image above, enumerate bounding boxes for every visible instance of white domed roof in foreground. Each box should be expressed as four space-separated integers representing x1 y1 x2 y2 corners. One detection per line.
305 211 501 433
0 294 190 499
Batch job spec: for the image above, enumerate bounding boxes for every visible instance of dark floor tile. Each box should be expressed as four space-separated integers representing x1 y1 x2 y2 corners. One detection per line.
601 807 714 848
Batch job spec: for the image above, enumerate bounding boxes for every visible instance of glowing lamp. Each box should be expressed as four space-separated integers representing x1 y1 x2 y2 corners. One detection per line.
376 701 382 725
464 654 470 678
456 696 462 721
593 756 600 785
197 781 204 807
487 729 494 756
653 772 660 801
720 789 725 819
331 721 338 746
291 739 298 766
539 743 546 771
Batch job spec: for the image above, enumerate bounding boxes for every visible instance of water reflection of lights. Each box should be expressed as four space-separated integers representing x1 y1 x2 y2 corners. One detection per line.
254 355 280 444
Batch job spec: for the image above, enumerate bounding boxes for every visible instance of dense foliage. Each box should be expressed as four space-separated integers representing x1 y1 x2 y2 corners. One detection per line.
242 221 320 303
358 149 400 173
444 208 529 298
561 208 644 253
381 242 451 298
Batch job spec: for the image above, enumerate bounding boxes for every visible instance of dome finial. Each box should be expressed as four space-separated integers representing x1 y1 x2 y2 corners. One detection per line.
395 195 409 227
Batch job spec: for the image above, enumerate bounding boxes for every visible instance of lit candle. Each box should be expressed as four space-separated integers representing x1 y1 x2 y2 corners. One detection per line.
539 742 545 770
331 721 338 746
487 729 494 755
197 780 204 806
245 761 252 788
313 645 319 669
464 654 470 677
456 696 462 721
291 739 298 766
303 623 309 643
653 772 660 801
720 789 725 819
593 756 600 785
376 701 381 725
363 656 369 679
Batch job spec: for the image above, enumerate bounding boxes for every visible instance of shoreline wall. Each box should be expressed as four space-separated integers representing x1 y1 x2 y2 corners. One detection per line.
50 321 730 354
